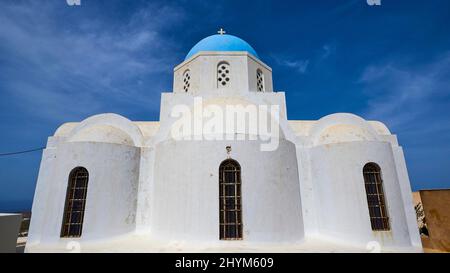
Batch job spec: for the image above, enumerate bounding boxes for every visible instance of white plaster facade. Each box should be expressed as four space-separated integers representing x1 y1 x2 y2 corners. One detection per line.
26 35 422 252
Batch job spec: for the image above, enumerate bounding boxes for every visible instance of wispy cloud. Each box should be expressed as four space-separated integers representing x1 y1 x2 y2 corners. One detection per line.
358 53 450 189
275 58 310 74
319 44 335 61
0 1 185 122
272 43 335 74
359 53 450 130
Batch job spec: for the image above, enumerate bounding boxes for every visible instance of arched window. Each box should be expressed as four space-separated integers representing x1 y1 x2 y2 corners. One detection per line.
183 70 190 92
256 69 264 92
217 62 230 88
219 159 242 240
363 163 390 231
61 167 89 238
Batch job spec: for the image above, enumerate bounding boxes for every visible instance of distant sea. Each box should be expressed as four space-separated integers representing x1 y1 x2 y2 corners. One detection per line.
0 200 32 213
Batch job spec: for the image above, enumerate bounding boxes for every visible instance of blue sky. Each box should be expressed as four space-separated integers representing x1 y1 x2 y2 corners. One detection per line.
0 0 449 211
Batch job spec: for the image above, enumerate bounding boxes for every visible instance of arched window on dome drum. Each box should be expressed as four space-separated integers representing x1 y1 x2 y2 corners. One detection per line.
256 69 264 92
219 159 243 240
182 70 191 92
217 62 230 88
61 167 89 238
363 163 390 231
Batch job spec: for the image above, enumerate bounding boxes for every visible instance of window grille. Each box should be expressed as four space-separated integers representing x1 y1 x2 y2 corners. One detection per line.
61 167 89 238
219 159 243 240
363 163 390 231
256 69 264 92
183 70 190 92
217 62 230 87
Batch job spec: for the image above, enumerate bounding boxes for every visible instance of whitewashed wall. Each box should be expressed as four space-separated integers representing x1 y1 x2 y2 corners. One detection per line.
150 139 304 243
27 142 140 246
309 142 413 247
26 52 422 252
173 52 273 95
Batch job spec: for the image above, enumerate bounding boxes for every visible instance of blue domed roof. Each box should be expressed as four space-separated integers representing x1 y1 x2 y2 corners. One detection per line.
185 34 259 60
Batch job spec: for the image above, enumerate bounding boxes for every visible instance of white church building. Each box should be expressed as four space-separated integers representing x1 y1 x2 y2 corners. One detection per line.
26 31 422 252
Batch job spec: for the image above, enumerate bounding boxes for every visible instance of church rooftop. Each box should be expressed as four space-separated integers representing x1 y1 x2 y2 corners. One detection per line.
185 29 259 60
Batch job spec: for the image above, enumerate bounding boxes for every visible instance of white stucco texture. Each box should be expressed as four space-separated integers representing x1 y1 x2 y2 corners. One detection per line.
26 47 421 253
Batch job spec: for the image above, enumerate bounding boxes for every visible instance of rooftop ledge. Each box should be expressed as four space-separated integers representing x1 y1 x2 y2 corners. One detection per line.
174 51 271 72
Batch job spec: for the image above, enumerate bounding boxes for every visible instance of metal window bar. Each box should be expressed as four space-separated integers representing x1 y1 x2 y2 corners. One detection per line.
61 167 89 238
219 159 243 240
363 163 390 231
183 70 190 92
256 70 264 92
